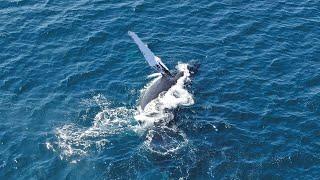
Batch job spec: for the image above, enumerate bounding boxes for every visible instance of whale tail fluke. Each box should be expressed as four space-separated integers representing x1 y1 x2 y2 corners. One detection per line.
128 31 172 77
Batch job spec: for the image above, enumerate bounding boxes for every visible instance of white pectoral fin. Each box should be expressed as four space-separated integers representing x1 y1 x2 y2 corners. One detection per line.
154 56 172 76
128 31 172 76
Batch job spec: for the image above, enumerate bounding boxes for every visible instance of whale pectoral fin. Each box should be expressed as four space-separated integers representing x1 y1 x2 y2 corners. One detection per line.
128 31 172 77
154 56 172 77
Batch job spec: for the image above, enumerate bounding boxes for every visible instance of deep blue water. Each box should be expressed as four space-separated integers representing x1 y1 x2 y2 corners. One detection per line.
1 0 320 179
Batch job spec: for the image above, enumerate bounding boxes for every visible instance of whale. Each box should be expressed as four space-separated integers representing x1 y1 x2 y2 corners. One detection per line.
139 71 184 110
128 31 184 110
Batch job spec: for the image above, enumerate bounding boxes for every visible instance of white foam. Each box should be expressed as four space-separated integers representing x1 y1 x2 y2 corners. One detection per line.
52 63 194 160
53 94 135 160
134 63 194 127
143 125 189 155
133 63 194 154
147 72 162 79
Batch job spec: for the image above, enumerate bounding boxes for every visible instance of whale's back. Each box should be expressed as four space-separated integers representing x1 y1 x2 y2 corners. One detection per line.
140 72 184 110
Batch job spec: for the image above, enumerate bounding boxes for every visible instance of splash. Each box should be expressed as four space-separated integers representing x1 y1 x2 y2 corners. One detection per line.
52 94 135 160
135 63 194 127
135 63 194 154
50 63 195 160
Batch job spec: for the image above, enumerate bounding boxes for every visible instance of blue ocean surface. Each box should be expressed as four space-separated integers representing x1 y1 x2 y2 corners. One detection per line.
1 0 320 179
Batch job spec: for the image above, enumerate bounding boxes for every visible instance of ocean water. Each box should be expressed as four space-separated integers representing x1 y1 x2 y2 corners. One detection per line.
1 0 320 179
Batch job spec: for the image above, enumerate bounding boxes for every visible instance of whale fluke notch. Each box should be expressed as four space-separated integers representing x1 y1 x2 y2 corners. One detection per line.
128 31 172 77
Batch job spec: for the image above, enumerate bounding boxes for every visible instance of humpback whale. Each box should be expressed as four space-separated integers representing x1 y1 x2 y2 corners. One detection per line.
128 31 184 110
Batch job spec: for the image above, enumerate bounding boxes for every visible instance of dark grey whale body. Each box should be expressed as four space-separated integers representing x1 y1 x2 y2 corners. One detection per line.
128 31 185 110
140 72 184 110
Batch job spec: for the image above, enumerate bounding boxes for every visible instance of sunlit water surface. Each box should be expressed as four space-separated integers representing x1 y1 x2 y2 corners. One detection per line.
1 0 320 179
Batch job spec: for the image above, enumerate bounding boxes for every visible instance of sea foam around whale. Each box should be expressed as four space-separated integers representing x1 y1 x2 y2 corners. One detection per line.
51 63 194 159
